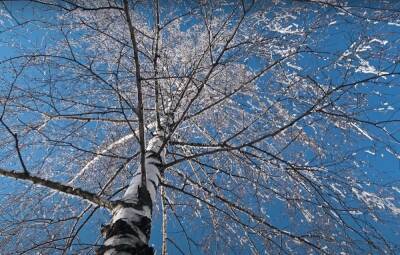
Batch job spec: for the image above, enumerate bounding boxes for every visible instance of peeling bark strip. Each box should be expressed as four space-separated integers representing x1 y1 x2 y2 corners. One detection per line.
99 134 165 255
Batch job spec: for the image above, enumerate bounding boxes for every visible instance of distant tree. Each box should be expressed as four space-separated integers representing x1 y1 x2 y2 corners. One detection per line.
0 0 399 254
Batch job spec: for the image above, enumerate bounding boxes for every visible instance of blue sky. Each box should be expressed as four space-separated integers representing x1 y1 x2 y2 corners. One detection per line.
1 1 400 254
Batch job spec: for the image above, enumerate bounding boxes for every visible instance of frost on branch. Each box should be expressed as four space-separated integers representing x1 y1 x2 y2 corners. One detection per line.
1 1 400 254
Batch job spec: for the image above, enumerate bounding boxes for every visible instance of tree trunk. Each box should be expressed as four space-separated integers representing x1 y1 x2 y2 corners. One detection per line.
98 133 165 255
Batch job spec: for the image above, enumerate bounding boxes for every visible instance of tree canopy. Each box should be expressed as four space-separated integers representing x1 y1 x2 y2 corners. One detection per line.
0 0 400 254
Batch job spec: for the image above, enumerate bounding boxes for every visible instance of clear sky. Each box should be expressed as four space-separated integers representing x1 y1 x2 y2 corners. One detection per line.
1 1 400 254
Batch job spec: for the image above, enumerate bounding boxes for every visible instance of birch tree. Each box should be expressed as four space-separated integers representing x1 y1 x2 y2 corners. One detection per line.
0 0 400 254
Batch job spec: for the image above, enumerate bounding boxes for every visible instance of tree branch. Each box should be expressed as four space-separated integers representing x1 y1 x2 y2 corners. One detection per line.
0 167 114 210
123 0 147 188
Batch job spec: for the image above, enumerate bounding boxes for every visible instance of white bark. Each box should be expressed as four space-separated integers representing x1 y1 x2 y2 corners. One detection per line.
99 132 165 255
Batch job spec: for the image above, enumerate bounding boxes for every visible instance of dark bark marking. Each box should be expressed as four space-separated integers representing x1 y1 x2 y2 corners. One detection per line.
146 151 162 162
149 179 157 192
97 243 154 255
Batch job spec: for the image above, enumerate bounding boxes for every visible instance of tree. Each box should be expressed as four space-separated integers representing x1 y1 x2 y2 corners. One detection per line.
0 0 400 254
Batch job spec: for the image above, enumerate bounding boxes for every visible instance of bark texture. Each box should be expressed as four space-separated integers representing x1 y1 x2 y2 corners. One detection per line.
98 134 164 255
